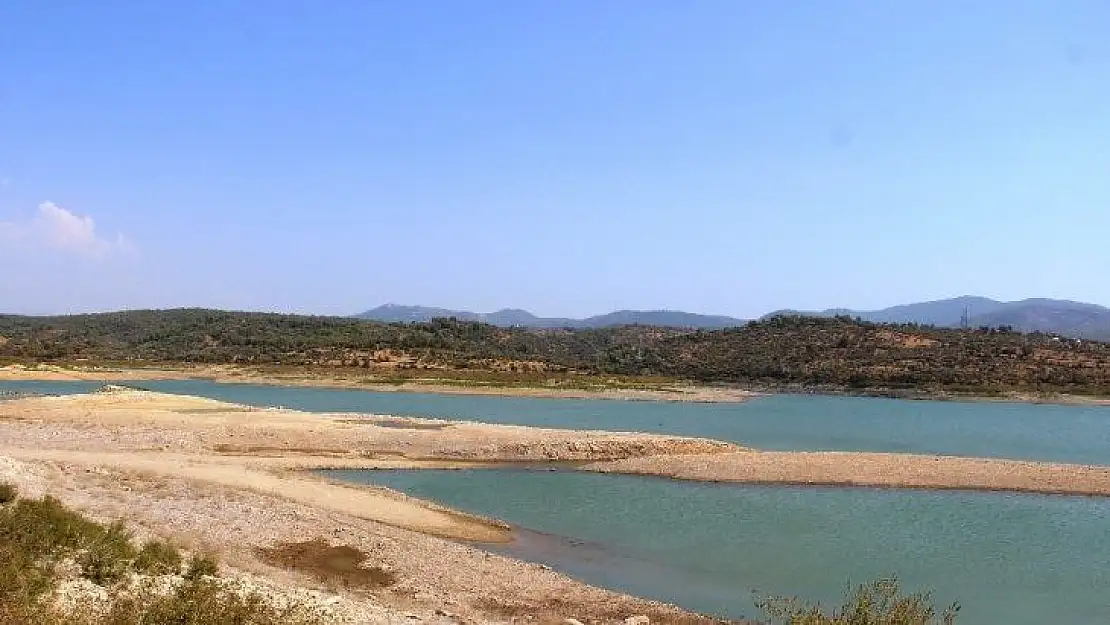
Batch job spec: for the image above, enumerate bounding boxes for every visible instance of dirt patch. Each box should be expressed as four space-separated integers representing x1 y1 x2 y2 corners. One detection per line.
212 444 353 457
175 407 260 414
472 596 712 625
875 330 938 348
255 538 396 590
357 450 411 460
356 419 450 431
473 596 577 619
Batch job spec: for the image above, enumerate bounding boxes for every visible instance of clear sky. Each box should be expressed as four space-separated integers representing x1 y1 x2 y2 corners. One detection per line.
1 1 1108 317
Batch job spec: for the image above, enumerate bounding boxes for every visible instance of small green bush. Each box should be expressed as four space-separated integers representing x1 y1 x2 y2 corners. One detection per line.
757 576 959 625
184 553 220 581
134 539 183 576
3 496 80 555
79 521 137 585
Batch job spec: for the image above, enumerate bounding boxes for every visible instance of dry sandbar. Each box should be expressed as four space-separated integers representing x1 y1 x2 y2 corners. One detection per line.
588 451 1110 497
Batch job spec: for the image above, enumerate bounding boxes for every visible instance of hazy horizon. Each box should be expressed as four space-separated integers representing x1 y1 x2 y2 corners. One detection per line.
3 2 1108 317
4 293 1107 322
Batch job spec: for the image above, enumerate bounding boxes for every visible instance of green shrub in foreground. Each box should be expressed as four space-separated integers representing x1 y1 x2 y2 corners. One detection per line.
184 553 220 581
757 576 959 625
134 539 183 576
93 576 323 625
0 485 320 624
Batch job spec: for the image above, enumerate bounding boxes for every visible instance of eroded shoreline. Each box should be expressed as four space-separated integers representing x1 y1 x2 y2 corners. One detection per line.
0 363 758 403
5 362 1110 406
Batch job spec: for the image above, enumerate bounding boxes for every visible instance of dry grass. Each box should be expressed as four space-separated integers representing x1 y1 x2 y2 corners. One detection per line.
336 419 450 430
212 444 349 456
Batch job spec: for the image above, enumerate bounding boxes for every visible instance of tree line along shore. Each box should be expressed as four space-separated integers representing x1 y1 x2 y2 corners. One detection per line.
1 309 1109 398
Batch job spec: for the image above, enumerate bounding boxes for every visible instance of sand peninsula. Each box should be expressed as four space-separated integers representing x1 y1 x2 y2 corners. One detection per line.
4 388 1110 623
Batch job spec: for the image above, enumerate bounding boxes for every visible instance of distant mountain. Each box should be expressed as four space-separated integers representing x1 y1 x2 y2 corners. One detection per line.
971 299 1110 341
763 296 1110 341
358 305 478 324
356 305 575 327
356 304 747 329
764 296 1006 327
581 310 746 329
361 298 1110 338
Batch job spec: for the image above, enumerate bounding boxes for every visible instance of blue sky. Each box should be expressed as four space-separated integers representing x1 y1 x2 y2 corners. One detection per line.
1 1 1108 317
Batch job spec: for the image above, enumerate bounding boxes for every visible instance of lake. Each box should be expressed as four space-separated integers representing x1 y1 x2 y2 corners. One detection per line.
326 467 1110 624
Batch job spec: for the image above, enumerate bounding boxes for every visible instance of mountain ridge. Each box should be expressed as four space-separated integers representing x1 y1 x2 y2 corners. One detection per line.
358 296 1110 340
761 296 1110 341
357 304 746 329
5 309 1110 397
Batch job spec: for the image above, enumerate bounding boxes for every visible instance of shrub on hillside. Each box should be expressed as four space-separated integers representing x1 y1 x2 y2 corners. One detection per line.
134 539 183 576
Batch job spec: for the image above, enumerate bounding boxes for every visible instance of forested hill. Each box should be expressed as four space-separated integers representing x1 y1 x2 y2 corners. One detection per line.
2 309 1109 396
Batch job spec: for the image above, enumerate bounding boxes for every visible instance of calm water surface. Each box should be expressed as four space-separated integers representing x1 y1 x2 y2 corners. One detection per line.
5 378 1110 464
326 468 1110 624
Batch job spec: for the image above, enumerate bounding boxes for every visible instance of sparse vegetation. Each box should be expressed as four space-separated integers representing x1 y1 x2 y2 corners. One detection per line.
134 539 183 576
0 485 321 624
95 575 322 625
757 576 959 625
184 553 220 581
2 309 1109 396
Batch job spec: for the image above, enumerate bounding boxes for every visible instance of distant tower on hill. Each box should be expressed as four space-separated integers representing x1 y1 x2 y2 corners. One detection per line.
959 306 970 329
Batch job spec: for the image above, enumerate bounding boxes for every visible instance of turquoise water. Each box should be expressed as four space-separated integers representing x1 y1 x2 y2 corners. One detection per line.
5 379 1110 464
327 468 1110 624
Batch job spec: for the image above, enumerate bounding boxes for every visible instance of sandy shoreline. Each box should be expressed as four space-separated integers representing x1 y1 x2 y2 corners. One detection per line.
5 362 1110 406
588 451 1110 497
0 363 759 403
